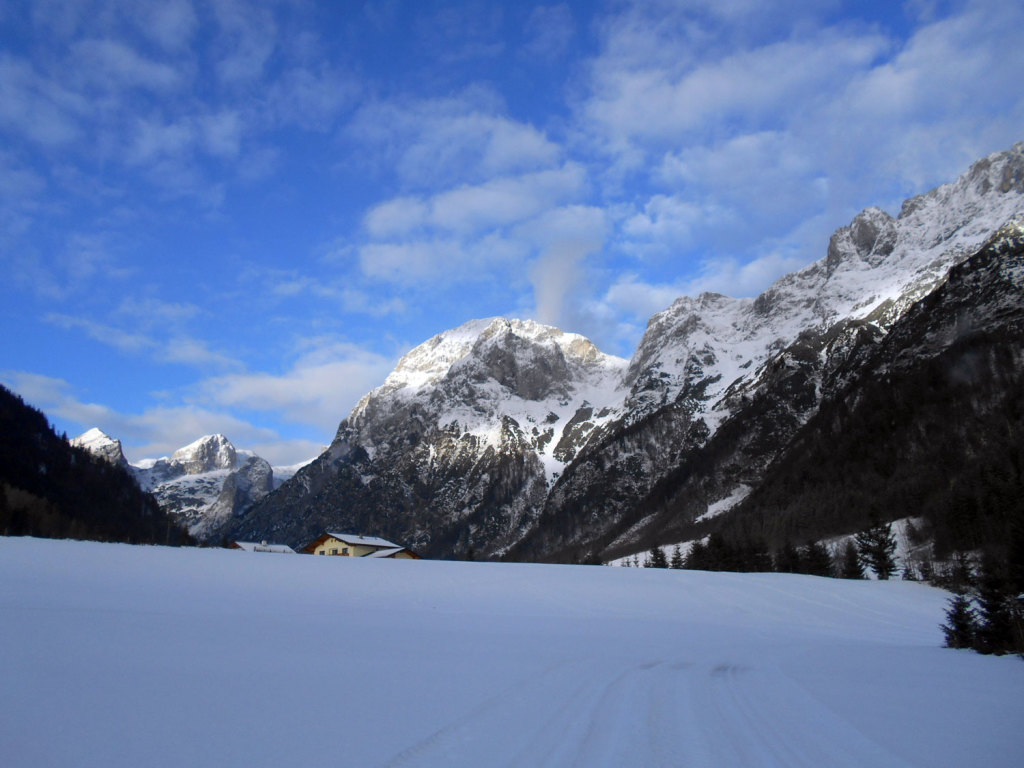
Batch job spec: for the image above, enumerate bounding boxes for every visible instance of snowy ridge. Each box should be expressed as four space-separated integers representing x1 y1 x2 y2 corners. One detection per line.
624 142 1024 433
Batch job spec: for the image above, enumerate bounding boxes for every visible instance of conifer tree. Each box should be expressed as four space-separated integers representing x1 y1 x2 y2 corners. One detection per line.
800 541 833 577
670 545 684 570
838 540 864 579
685 539 708 570
855 518 898 579
648 546 668 569
775 540 801 573
975 552 1014 655
941 593 977 649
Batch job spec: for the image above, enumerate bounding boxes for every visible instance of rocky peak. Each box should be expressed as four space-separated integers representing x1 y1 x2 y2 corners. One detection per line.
825 207 897 275
71 428 128 467
171 434 237 474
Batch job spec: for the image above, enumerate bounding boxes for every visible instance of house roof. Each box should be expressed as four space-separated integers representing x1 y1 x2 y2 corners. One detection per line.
324 532 400 549
363 547 404 558
232 541 296 554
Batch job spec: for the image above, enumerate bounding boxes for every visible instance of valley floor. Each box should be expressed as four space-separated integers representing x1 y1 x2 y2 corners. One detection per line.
1 537 1021 767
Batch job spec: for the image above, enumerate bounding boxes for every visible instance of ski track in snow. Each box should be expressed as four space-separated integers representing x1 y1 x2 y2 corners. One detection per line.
2 538 1023 768
381 657 915 768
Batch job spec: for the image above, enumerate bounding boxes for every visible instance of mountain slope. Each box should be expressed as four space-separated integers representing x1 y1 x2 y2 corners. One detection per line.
238 142 1024 560
698 219 1024 557
0 386 186 544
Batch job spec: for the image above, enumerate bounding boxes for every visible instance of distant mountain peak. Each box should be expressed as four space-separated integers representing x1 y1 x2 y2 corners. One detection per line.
171 434 237 474
71 428 128 467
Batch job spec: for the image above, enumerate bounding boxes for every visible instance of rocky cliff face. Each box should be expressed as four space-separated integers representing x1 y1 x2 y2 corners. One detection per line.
73 431 281 543
234 142 1024 561
70 428 128 469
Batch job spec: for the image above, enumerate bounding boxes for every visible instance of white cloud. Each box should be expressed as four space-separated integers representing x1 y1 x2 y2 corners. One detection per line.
45 311 242 372
348 91 562 186
365 163 587 238
70 38 185 92
158 337 242 370
198 339 397 429
212 0 277 85
133 0 197 52
267 65 360 130
0 56 85 146
46 313 154 353
603 276 688 321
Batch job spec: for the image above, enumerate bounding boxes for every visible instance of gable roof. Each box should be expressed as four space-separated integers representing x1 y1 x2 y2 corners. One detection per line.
324 532 400 549
363 547 405 558
232 541 296 554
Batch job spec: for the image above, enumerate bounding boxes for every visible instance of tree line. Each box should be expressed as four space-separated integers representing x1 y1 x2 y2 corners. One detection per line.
0 385 191 546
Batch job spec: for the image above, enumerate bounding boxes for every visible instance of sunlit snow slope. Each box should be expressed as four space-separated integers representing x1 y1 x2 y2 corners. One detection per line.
1 537 1021 767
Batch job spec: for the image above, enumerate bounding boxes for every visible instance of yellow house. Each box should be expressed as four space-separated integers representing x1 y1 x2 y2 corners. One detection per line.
303 532 421 559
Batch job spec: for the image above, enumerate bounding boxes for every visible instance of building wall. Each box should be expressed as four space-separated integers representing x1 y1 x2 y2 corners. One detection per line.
311 537 385 557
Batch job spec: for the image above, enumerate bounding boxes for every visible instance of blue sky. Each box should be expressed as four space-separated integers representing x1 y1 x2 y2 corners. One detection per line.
2 0 1022 465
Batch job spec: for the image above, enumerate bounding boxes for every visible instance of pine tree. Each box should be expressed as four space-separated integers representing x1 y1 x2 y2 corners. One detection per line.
855 518 898 579
685 539 708 570
775 540 801 573
975 552 1014 655
941 593 977 649
838 540 864 579
670 545 684 570
648 546 668 569
800 541 833 577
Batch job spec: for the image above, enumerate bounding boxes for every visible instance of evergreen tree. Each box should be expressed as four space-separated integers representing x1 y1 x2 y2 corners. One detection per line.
838 540 864 579
975 552 1014 655
648 546 668 569
855 518 898 579
941 593 977 649
775 540 801 573
670 545 684 570
800 541 834 577
685 539 708 570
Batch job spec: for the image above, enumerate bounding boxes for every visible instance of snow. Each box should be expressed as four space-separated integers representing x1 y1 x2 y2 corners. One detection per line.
2 537 1021 768
696 484 752 523
325 532 400 548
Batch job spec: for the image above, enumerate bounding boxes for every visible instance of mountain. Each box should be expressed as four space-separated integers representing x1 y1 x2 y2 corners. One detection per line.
0 385 187 544
72 431 297 543
700 218 1024 562
70 427 129 468
235 141 1024 561
231 319 627 555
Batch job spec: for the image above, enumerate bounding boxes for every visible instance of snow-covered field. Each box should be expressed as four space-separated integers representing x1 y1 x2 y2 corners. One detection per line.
1 538 1021 767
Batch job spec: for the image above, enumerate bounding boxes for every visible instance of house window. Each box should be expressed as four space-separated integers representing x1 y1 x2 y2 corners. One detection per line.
331 548 338 555
342 547 349 555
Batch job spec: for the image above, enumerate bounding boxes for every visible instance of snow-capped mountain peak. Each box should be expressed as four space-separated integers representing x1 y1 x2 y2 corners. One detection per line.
233 141 1024 563
171 433 237 475
70 428 128 467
